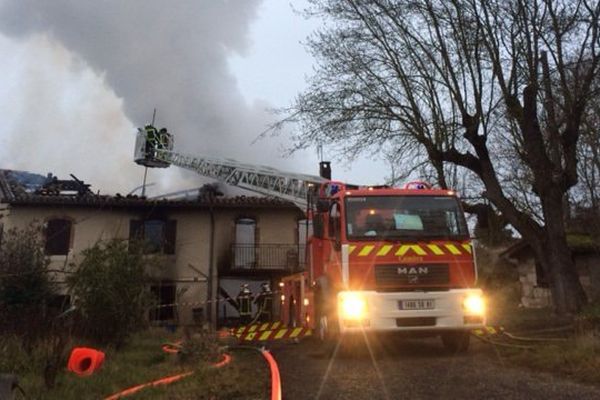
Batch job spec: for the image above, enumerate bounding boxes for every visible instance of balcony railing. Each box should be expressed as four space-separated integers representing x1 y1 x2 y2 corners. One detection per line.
231 244 306 271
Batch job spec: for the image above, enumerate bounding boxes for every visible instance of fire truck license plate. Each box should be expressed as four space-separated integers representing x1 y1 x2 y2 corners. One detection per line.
399 299 435 310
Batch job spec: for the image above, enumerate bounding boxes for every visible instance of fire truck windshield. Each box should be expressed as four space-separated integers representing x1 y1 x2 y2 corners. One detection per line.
345 195 468 240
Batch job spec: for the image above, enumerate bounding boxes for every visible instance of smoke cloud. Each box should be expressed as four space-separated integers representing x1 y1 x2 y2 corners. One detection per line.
0 0 308 195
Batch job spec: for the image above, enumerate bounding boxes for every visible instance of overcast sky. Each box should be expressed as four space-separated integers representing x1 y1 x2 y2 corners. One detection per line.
0 0 387 196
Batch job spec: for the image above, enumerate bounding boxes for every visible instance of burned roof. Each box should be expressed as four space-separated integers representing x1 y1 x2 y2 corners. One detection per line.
0 169 298 210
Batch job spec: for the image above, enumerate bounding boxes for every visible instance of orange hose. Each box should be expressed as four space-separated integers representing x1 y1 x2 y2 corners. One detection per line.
260 349 282 400
104 371 194 400
213 353 232 368
161 341 183 354
104 353 232 400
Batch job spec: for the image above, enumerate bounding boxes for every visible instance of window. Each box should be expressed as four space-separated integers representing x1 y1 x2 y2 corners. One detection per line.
45 218 72 255
235 218 256 268
345 196 469 240
129 219 176 254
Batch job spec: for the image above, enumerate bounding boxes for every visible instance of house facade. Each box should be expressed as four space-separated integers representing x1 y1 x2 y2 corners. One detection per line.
0 170 304 326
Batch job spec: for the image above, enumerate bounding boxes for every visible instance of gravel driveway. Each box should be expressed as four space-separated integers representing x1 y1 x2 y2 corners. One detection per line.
269 336 600 400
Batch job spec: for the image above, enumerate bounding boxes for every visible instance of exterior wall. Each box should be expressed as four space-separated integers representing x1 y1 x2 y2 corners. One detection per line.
1 205 210 325
166 210 211 325
3 206 134 290
517 254 600 308
517 260 552 308
213 208 300 271
1 202 301 325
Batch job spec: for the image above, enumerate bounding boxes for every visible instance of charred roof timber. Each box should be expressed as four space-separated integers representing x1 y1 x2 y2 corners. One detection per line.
35 174 93 197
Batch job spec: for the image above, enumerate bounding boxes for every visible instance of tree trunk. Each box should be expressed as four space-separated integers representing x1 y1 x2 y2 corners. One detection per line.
535 187 588 314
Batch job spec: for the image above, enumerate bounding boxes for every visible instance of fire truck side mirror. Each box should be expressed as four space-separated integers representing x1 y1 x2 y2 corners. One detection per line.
329 203 342 251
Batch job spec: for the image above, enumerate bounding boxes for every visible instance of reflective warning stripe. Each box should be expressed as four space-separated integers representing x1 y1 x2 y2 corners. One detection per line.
237 325 313 341
235 322 284 336
358 245 375 256
274 329 288 340
427 244 444 255
259 331 272 341
377 245 393 256
347 242 476 257
444 244 462 255
471 326 504 337
396 245 427 256
289 327 303 338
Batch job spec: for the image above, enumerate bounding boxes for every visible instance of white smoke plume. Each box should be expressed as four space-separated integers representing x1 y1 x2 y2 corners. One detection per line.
0 0 312 195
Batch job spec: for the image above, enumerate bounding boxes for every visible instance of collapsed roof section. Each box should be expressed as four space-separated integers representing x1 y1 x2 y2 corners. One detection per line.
0 169 299 210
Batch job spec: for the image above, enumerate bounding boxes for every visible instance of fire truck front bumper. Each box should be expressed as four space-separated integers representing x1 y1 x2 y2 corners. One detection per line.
336 289 485 334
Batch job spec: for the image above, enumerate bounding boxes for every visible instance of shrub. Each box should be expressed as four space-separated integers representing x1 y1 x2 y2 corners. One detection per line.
68 239 152 346
0 224 58 343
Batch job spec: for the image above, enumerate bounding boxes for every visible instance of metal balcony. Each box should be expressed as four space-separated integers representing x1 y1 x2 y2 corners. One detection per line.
231 244 306 271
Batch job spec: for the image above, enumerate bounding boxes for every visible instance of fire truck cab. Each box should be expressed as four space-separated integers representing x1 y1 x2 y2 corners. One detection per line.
281 181 485 352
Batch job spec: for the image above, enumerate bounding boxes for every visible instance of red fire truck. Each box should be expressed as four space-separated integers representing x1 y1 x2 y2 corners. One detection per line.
134 126 485 352
280 179 485 352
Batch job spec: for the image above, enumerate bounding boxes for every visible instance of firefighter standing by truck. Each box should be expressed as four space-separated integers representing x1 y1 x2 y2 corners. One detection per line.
254 282 273 322
237 284 253 325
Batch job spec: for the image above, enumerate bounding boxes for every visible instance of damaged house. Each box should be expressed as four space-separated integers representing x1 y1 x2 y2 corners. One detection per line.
0 170 305 326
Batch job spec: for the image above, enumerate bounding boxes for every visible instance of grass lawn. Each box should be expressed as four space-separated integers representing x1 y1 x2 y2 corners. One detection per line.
496 334 600 385
484 286 600 386
1 329 269 399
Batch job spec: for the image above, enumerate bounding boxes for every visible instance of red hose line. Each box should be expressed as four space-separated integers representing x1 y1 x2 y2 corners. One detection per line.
260 349 282 400
103 352 232 400
213 353 232 368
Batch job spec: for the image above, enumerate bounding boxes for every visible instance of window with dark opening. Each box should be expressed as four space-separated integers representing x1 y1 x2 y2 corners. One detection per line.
45 218 72 255
235 218 256 268
149 281 176 321
129 219 176 254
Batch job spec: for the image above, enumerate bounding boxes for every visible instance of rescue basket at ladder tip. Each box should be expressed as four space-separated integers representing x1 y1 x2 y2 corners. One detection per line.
134 125 174 168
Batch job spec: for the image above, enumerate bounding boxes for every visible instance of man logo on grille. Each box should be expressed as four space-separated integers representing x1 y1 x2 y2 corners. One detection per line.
397 266 429 275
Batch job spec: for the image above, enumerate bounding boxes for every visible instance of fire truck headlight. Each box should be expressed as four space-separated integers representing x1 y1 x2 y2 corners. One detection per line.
463 294 485 315
339 292 368 320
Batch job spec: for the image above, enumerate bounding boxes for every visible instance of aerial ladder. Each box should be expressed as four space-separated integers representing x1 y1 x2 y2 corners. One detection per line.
133 126 328 208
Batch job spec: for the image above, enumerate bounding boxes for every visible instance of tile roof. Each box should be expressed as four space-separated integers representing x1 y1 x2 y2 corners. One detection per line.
0 170 299 210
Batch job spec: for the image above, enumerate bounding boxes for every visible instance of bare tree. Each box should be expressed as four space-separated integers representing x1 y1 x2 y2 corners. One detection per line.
282 0 600 313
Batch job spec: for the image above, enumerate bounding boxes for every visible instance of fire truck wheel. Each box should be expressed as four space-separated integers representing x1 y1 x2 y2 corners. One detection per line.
441 331 470 353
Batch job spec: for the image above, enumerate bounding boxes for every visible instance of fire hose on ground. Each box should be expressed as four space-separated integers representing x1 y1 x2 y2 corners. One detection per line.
103 339 282 400
472 326 569 350
103 352 232 400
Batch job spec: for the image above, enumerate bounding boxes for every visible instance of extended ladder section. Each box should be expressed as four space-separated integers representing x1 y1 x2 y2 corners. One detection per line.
134 127 326 209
